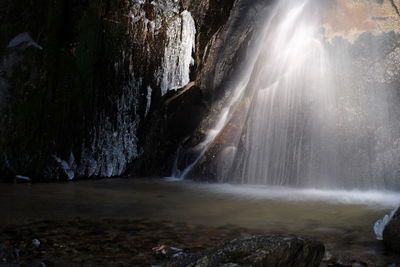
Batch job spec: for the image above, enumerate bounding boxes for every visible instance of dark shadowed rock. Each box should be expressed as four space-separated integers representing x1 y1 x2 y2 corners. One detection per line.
383 208 400 253
0 0 262 181
167 235 325 267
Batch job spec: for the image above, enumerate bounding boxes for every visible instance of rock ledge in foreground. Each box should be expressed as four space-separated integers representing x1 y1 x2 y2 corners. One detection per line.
167 235 325 267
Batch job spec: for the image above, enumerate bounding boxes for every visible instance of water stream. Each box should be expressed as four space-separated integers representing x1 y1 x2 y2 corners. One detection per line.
175 0 400 191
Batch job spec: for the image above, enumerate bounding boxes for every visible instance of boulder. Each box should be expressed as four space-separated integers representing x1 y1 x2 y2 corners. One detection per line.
383 208 400 253
167 235 325 267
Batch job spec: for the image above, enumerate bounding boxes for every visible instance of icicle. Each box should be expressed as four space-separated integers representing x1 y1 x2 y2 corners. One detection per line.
374 208 397 240
145 86 153 117
54 152 77 180
158 10 196 95
7 32 43 50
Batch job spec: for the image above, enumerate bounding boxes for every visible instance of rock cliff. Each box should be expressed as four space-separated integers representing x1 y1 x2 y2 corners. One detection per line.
1 0 399 181
0 0 259 180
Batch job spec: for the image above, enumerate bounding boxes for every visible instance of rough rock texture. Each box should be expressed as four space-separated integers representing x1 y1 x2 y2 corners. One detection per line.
323 0 400 43
153 0 275 178
383 208 400 253
2 0 399 181
0 0 147 180
0 0 249 180
130 0 274 176
178 0 400 184
167 235 325 267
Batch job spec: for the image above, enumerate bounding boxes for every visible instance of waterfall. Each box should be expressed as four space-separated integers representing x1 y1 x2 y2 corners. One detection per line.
175 0 400 190
238 0 334 187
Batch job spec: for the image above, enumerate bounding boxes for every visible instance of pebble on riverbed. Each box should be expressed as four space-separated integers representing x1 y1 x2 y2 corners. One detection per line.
32 239 40 248
0 219 251 266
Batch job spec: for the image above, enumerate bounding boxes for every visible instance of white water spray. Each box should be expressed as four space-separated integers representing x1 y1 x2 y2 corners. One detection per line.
174 0 400 191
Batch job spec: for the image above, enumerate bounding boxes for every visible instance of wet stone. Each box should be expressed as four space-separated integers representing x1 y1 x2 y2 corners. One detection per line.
0 219 253 266
167 235 325 267
384 208 400 253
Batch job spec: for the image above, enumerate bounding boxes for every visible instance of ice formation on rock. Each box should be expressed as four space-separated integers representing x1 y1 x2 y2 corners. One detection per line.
374 208 397 240
129 0 180 33
78 78 141 178
54 1 196 178
128 1 196 96
54 153 77 180
7 32 43 50
145 86 153 117
158 10 196 95
53 71 141 178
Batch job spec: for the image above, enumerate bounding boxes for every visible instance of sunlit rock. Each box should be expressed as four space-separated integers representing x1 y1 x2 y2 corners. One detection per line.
323 0 400 43
175 0 400 190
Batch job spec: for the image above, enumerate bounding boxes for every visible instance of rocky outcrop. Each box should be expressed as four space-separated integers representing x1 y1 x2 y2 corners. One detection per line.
1 0 147 180
2 0 399 181
383 208 400 253
323 0 400 43
167 235 325 267
130 0 275 176
0 0 255 181
175 0 400 185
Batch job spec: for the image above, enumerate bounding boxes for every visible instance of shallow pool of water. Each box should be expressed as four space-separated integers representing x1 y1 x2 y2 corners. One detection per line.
1 178 399 265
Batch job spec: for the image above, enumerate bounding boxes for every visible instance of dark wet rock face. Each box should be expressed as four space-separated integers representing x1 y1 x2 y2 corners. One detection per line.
3 0 398 181
1 0 146 180
0 0 276 181
129 0 277 177
383 208 400 253
168 235 325 267
0 0 249 181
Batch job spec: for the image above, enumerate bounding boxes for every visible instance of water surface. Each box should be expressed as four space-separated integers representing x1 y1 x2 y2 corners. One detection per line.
1 178 399 265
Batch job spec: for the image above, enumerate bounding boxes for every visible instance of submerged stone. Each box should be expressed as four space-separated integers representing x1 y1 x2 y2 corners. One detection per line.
167 235 325 267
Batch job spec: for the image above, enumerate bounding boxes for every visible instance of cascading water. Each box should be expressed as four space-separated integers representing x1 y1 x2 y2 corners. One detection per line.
238 0 338 188
175 0 400 190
